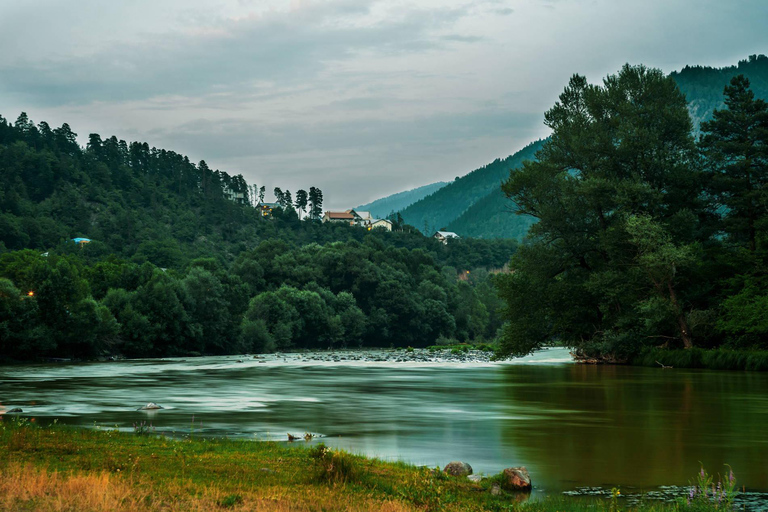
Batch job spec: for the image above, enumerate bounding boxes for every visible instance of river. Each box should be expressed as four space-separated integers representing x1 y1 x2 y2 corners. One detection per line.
2 347 767 498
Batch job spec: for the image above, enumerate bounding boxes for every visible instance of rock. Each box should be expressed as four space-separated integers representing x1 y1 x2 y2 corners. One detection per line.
501 467 532 492
467 474 484 483
6 408 23 413
490 483 502 496
137 402 164 411
443 461 473 477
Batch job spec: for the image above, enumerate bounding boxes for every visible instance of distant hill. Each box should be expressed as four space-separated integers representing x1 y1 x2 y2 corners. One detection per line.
356 181 448 219
671 53 768 130
401 54 768 240
398 140 544 236
446 187 537 240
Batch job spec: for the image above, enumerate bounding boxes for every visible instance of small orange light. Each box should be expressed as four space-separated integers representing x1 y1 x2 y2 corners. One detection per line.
27 291 34 297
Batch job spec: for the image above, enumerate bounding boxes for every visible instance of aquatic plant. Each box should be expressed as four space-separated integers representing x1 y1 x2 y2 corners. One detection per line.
133 420 155 435
685 464 737 509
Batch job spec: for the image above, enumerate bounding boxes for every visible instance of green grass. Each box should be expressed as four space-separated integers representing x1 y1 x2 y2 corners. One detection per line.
0 417 736 511
632 347 768 371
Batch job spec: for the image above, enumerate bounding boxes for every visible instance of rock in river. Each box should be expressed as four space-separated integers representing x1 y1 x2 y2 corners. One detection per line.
137 402 164 411
501 467 532 492
6 408 23 413
443 461 473 477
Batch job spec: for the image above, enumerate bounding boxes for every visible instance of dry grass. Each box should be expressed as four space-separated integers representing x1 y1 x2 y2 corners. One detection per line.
0 462 414 512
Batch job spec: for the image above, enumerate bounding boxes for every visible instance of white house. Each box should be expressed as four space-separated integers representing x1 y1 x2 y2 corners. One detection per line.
366 219 393 231
433 231 460 244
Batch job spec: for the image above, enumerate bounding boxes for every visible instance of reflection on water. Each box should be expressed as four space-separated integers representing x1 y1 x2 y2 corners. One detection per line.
1 348 767 493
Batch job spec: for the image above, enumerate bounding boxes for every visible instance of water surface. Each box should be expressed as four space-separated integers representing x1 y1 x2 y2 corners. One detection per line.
2 348 767 494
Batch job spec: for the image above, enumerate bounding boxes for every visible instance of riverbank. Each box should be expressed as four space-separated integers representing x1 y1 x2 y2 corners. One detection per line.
0 418 740 511
631 347 768 371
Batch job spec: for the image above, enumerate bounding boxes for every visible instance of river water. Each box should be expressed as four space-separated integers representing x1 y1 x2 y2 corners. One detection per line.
2 348 767 496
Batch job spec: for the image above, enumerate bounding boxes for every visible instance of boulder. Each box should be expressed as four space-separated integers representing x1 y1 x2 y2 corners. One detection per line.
443 461 473 477
501 467 532 492
467 474 485 483
137 402 164 411
6 408 23 413
490 483 502 496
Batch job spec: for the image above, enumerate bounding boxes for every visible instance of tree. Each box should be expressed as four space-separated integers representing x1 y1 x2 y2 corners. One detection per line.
308 187 323 220
497 64 702 358
295 189 308 219
273 187 284 208
700 75 768 252
282 190 293 211
259 186 266 203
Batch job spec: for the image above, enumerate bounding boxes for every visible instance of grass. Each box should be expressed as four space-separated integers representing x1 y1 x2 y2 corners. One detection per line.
0 417 736 511
632 347 768 371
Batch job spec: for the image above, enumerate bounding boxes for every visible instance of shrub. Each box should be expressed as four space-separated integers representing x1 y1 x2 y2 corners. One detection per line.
308 443 359 484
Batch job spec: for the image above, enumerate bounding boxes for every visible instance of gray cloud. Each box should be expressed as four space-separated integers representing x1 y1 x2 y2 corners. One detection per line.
0 1 471 106
1 0 767 209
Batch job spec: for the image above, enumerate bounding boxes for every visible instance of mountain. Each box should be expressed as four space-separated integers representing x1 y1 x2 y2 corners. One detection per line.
398 140 543 236
356 181 448 219
401 54 768 240
671 53 768 130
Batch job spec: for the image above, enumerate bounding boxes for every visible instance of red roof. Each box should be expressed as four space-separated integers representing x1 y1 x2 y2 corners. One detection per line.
326 211 356 219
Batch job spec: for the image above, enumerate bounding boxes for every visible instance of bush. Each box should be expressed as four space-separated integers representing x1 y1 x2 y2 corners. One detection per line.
308 443 359 484
633 347 768 371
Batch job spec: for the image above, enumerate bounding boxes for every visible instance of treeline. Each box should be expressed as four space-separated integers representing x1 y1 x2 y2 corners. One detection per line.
0 110 521 360
0 238 506 360
498 65 768 360
0 111 516 272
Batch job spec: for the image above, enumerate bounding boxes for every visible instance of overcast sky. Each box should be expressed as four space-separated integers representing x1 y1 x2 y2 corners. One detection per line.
1 0 766 208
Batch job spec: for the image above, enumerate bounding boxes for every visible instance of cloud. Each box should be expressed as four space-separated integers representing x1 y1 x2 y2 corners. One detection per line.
0 1 471 106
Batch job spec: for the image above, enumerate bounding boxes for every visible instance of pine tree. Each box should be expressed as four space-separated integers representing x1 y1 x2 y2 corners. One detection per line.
295 189 308 219
700 75 768 252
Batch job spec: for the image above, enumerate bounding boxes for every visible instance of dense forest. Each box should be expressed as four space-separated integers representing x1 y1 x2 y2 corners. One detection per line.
671 53 768 130
0 112 517 361
497 65 768 361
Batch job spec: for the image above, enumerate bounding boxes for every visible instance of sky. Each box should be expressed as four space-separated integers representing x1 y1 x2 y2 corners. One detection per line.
1 0 767 209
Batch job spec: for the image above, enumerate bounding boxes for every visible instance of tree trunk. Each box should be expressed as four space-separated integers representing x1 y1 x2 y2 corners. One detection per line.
667 282 693 349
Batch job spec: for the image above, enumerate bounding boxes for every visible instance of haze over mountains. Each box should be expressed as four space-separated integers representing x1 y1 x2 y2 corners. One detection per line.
372 55 768 239
355 181 448 220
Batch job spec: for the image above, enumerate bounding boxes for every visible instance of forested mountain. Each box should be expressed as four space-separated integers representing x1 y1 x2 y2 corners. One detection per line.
400 54 768 240
398 140 544 235
356 181 447 219
0 112 519 361
446 187 537 240
671 54 768 130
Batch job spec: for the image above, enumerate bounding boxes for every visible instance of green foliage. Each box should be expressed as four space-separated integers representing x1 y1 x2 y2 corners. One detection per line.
633 347 768 371
308 443 359 484
399 140 544 237
497 64 705 359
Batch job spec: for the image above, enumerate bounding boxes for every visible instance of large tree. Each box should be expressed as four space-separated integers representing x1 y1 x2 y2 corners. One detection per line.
700 75 768 253
497 64 703 358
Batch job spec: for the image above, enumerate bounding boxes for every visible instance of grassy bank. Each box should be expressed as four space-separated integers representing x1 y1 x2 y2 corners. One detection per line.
0 418 734 511
632 347 768 371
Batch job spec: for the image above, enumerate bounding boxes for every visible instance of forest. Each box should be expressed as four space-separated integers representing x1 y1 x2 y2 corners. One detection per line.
0 112 515 360
497 66 768 362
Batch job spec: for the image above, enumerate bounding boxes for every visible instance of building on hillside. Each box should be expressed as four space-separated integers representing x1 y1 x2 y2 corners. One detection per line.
323 210 359 225
257 202 280 218
433 231 460 244
366 219 393 231
351 210 372 223
223 186 247 204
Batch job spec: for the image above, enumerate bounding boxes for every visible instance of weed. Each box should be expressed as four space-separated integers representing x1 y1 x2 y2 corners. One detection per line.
218 493 243 508
309 443 359 484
